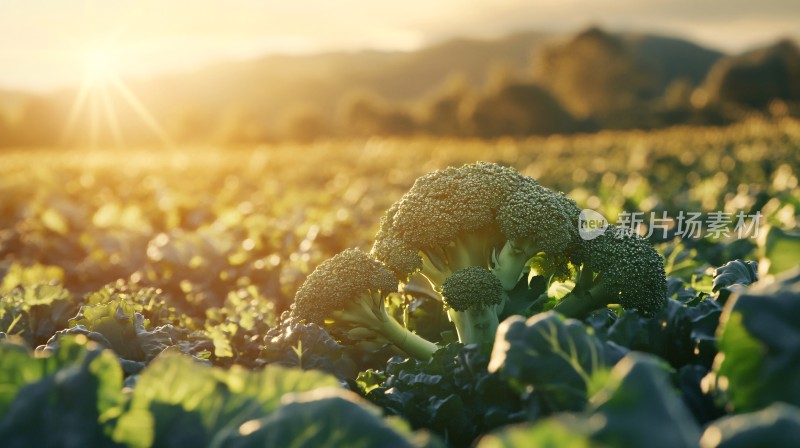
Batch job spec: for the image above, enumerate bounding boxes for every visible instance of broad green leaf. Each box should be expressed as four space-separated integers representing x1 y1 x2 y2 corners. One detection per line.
760 227 800 276
216 388 417 448
706 268 800 412
0 336 124 446
113 352 341 447
477 416 593 448
588 353 701 448
700 403 800 448
480 353 701 448
0 263 64 292
488 312 607 411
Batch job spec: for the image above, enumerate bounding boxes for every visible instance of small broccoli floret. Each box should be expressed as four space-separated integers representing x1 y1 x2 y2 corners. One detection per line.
554 226 668 318
371 201 424 279
441 266 504 344
494 182 582 288
291 248 437 360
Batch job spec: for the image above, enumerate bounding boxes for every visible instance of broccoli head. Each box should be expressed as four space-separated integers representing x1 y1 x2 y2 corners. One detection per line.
441 266 505 344
494 181 582 288
371 161 581 296
554 225 668 318
291 248 437 360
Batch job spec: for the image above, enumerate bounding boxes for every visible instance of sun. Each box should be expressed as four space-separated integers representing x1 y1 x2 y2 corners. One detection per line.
62 42 173 150
83 47 117 85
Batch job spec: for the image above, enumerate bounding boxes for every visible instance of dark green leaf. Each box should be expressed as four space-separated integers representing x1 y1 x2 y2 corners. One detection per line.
488 312 607 412
700 403 800 448
706 268 800 413
712 259 758 304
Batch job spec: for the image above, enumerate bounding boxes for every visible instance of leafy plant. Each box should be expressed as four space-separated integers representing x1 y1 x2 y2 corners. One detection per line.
479 353 702 448
488 312 613 412
705 268 800 413
359 343 526 447
0 336 124 447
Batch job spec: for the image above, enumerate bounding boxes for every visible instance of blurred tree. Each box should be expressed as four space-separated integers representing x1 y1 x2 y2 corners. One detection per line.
212 104 272 145
278 104 328 143
167 104 213 145
704 39 800 109
532 27 660 126
463 82 587 137
337 90 416 137
12 95 64 147
418 73 474 136
662 78 695 110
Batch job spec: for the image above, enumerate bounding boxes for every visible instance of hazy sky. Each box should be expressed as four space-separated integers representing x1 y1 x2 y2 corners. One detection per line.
1 0 799 91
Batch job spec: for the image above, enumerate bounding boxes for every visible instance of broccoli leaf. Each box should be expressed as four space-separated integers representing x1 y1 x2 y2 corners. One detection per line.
589 353 701 448
0 336 124 447
700 403 800 448
359 343 526 447
479 353 701 448
712 259 758 304
260 315 358 379
706 268 800 413
488 312 608 412
216 388 428 448
606 298 721 369
112 352 342 447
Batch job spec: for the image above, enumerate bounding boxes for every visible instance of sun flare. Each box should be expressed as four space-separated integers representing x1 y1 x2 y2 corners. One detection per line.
62 42 173 150
83 47 118 85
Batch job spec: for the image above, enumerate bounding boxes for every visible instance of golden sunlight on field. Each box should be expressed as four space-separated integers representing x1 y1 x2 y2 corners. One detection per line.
1 2 799 447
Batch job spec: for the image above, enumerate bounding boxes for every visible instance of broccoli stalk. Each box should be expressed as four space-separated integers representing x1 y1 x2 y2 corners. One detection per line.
441 266 505 344
291 249 438 360
491 238 539 290
554 226 668 319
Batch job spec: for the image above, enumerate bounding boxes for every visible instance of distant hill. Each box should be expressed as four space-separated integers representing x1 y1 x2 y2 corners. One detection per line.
624 34 724 87
129 31 554 127
703 39 800 107
4 26 796 147
127 29 723 137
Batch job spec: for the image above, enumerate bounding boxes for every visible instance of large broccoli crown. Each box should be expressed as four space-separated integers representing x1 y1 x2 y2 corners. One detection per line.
441 266 504 312
389 163 517 248
371 162 521 279
292 248 398 324
585 226 668 316
373 162 565 266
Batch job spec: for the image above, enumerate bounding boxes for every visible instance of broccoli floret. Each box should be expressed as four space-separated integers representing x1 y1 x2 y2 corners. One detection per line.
371 162 580 296
291 248 437 360
554 226 668 318
494 181 582 288
441 266 504 344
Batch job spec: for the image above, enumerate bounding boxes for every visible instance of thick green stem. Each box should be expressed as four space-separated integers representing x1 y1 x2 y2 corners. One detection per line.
553 281 610 319
492 240 534 290
337 293 438 360
379 309 438 360
447 307 500 345
420 251 451 290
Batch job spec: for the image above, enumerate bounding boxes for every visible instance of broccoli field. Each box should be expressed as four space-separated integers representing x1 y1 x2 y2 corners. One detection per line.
1 118 800 447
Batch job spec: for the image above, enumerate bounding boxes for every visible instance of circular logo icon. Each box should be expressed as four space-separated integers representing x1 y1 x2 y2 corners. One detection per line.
579 209 608 240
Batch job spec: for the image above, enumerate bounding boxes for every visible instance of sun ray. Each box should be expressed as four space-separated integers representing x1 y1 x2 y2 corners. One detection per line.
107 72 174 149
89 82 100 150
100 82 125 149
60 0 176 150
61 77 92 145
